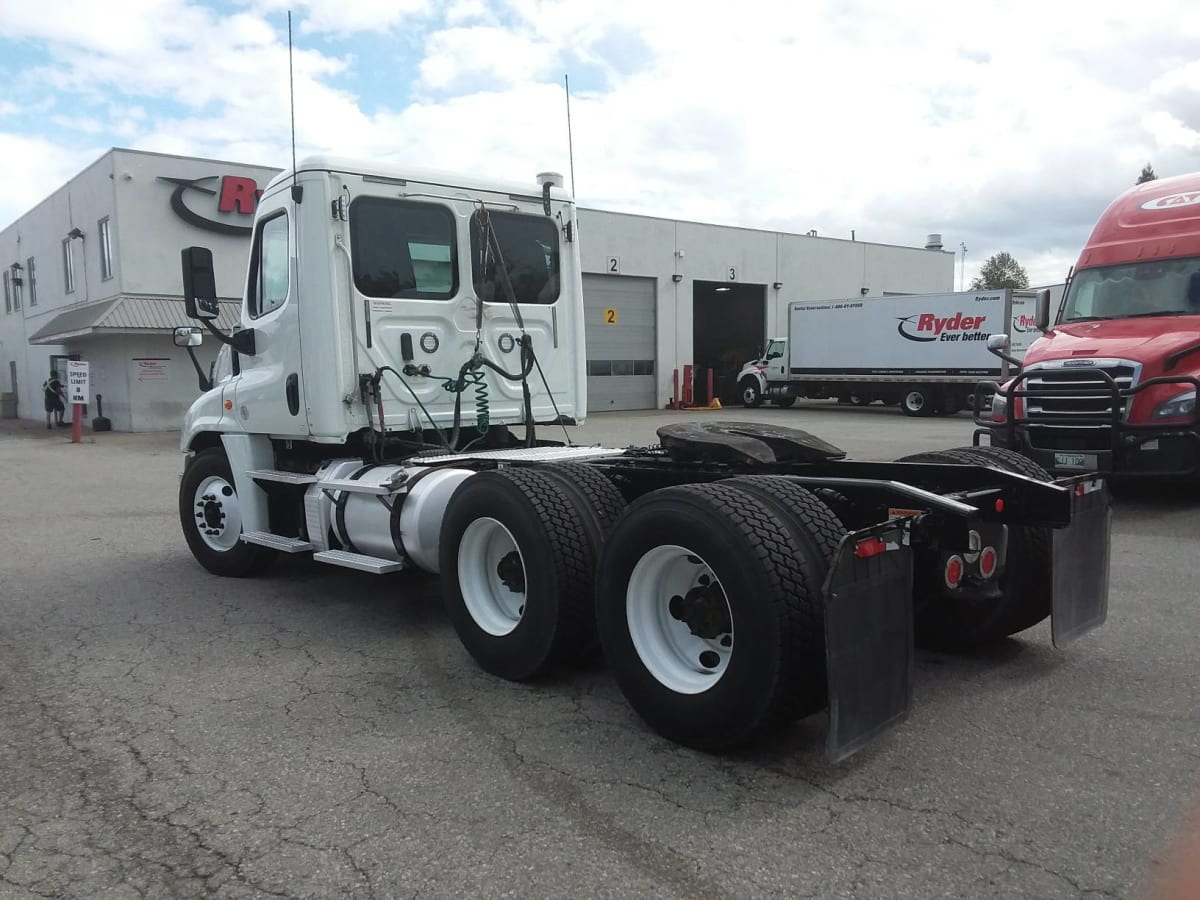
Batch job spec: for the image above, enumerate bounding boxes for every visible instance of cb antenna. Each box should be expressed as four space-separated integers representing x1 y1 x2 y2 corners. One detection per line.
287 11 302 203
564 74 576 197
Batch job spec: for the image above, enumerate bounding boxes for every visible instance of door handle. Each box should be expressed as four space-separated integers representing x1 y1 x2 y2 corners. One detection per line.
286 373 300 416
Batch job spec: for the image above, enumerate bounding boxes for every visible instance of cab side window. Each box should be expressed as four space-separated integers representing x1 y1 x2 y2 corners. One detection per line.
249 212 289 318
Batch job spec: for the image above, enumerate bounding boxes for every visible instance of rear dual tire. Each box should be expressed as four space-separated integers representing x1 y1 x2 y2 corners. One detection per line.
595 480 842 751
439 466 626 681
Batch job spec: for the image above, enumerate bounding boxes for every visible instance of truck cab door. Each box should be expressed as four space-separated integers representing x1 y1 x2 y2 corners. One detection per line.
232 202 309 437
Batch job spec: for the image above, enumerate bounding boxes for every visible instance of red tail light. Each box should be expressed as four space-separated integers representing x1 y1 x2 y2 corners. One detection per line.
944 555 964 589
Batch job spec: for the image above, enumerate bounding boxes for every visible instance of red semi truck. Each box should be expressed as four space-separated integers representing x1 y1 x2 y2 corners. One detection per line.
981 173 1200 478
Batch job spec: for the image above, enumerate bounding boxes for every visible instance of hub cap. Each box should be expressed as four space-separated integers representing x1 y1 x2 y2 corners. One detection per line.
626 545 734 694
458 517 527 636
192 475 242 552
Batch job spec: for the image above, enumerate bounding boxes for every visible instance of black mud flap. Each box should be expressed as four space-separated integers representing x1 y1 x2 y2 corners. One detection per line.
1051 477 1112 648
823 522 914 763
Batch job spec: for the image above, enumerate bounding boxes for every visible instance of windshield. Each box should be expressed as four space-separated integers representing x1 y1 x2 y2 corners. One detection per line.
470 211 560 304
1060 258 1200 323
764 340 785 360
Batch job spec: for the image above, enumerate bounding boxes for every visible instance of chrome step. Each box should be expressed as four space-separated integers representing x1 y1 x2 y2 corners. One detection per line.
247 469 319 485
315 478 403 495
241 531 314 553
312 549 405 574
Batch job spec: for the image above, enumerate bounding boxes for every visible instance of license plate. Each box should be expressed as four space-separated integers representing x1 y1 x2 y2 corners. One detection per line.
1054 452 1096 469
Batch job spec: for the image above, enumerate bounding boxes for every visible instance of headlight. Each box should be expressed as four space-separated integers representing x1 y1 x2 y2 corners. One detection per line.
991 392 1009 422
1152 390 1196 419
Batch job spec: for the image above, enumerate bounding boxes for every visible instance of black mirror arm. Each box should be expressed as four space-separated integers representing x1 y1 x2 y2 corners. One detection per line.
200 317 256 356
988 344 1023 369
184 345 213 391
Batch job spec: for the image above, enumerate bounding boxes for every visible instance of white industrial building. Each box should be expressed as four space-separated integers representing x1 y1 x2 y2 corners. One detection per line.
0 148 953 430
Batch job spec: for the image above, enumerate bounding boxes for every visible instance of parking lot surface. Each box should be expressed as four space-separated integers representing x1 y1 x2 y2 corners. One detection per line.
2 403 1198 899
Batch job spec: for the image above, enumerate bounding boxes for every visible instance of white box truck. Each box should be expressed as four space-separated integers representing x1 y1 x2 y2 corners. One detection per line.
738 289 1038 416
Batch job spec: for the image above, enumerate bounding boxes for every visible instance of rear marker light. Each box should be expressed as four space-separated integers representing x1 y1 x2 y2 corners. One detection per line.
979 546 998 579
994 498 1004 513
854 537 889 559
944 555 964 589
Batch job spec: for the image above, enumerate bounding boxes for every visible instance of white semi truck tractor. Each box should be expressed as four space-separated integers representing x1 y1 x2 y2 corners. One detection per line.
175 157 1113 760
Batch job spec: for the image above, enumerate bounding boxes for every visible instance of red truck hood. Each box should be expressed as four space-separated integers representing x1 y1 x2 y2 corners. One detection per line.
1025 316 1200 370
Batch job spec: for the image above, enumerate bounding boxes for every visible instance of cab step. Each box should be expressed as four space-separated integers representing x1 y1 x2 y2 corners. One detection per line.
312 549 405 574
240 531 314 553
247 469 319 485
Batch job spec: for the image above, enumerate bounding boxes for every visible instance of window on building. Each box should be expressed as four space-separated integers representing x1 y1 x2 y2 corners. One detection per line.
27 257 36 307
11 266 21 311
3 270 9 314
248 212 289 318
349 197 458 300
62 239 75 293
99 217 113 280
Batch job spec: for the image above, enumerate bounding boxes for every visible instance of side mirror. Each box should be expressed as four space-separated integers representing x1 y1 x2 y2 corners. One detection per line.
1035 288 1051 331
986 332 1022 369
181 246 219 319
173 326 203 348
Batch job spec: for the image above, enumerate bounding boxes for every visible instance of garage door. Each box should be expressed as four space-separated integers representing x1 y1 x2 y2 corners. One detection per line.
583 274 657 412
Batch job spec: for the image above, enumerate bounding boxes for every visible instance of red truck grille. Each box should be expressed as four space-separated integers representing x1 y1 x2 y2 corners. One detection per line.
1022 361 1139 451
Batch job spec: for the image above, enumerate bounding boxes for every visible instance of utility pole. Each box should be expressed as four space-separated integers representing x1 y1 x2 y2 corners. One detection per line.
960 242 967 291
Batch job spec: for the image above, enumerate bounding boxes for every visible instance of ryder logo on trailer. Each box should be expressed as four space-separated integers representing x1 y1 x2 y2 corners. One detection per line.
1011 313 1039 332
157 175 264 236
897 312 989 343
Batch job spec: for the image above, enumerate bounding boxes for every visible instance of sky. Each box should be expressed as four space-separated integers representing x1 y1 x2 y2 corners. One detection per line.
2 0 1200 287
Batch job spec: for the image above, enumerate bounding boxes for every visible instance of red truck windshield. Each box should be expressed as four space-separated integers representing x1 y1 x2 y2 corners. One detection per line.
1060 257 1200 323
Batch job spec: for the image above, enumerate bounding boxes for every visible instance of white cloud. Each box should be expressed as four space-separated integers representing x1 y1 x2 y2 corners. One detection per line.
5 0 1200 286
249 0 432 35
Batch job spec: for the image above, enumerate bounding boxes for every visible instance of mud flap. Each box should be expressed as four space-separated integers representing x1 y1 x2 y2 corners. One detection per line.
1051 477 1111 648
823 522 914 763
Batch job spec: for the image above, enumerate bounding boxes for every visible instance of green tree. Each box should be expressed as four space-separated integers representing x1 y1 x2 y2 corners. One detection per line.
1137 163 1157 184
969 251 1030 290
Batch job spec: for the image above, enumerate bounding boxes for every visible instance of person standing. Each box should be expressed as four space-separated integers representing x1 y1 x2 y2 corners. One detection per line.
43 370 66 429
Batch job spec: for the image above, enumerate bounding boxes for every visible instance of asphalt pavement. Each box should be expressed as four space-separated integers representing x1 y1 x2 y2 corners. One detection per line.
2 402 1198 899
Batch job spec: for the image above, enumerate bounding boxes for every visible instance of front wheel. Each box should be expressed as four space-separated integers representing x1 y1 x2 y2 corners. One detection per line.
740 377 763 408
901 388 934 417
179 448 275 577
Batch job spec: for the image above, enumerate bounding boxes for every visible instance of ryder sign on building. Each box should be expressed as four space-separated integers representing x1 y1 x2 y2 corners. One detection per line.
158 173 265 236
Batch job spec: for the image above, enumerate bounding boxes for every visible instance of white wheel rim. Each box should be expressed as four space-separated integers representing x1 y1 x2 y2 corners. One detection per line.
192 475 243 552
906 392 924 412
626 545 733 694
743 384 758 404
458 517 527 637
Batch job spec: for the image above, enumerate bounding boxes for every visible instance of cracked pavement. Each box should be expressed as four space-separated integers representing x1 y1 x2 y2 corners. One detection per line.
1 406 1198 898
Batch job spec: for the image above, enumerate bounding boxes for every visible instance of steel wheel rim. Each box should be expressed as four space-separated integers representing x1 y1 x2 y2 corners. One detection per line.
192 475 242 552
905 391 924 412
458 517 527 637
626 545 734 694
743 384 758 404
